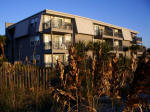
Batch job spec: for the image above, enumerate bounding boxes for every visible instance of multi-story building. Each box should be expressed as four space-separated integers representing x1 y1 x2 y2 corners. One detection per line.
5 9 142 67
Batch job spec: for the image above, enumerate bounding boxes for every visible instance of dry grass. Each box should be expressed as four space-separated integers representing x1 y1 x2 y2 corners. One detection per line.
0 42 149 112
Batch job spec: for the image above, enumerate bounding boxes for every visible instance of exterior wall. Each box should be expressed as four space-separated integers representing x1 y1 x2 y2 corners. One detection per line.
75 34 93 44
14 34 45 66
75 17 94 35
5 9 141 67
6 28 15 62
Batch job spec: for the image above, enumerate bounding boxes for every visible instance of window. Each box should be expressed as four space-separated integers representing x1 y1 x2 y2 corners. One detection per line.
44 54 52 67
114 29 123 37
31 17 38 24
94 25 103 36
31 19 35 24
30 35 40 46
64 34 72 49
104 26 113 36
64 18 71 23
53 17 64 28
44 15 51 23
94 25 99 35
53 35 64 49
30 17 39 33
43 16 51 29
53 54 64 65
114 40 119 47
44 34 51 50
53 34 72 49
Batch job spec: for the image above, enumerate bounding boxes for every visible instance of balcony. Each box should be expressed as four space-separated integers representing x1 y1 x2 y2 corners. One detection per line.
136 37 142 41
137 46 145 56
133 37 142 44
52 41 70 50
43 20 73 34
44 42 52 50
43 21 51 30
114 32 123 38
103 30 123 38
94 29 103 38
104 30 113 36
136 37 142 43
52 20 72 30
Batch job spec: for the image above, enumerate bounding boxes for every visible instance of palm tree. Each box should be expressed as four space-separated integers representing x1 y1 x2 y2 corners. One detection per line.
86 41 100 55
0 35 6 59
123 47 129 57
123 47 129 64
86 41 111 60
129 45 140 57
74 41 87 58
147 48 150 55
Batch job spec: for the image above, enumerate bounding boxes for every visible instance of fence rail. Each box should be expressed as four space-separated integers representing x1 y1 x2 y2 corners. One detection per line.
0 63 53 91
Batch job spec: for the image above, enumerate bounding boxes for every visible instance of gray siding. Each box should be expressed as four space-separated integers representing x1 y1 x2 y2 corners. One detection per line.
14 34 45 66
75 34 93 44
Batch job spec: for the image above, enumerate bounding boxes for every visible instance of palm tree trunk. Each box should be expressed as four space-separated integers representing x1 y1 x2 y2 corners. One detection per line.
0 43 5 58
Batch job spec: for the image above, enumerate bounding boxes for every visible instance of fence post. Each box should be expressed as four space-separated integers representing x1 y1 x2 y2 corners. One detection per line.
45 68 47 89
43 68 46 90
28 66 31 89
40 68 42 90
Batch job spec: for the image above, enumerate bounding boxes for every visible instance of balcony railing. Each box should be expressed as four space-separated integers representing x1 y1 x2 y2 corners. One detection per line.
114 32 123 38
136 37 142 42
94 29 123 38
44 42 52 50
52 20 72 30
132 36 142 44
104 43 123 51
43 21 51 30
94 29 103 38
43 20 72 31
138 46 145 52
104 30 113 36
52 41 71 50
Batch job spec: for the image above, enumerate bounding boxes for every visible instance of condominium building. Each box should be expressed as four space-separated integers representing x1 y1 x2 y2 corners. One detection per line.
5 9 142 67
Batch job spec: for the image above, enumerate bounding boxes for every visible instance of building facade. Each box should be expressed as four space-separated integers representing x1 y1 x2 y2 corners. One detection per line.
5 9 142 67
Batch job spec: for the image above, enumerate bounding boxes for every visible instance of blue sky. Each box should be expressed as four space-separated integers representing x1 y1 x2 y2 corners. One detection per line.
1 0 150 47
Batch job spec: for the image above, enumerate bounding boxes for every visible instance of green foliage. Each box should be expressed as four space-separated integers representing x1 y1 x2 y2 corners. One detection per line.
123 46 129 52
147 48 150 54
129 44 140 53
0 35 6 44
74 41 86 57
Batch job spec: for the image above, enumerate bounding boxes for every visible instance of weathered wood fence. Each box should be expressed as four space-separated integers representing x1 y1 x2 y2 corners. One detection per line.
0 62 54 90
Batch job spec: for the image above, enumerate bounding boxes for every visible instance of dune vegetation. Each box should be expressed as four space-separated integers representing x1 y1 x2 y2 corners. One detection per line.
0 42 150 112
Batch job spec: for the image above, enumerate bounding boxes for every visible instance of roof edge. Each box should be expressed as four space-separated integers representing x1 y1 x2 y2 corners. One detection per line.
45 9 138 34
6 9 138 34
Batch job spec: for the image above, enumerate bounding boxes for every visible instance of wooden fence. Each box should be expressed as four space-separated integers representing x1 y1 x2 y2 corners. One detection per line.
0 63 54 91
